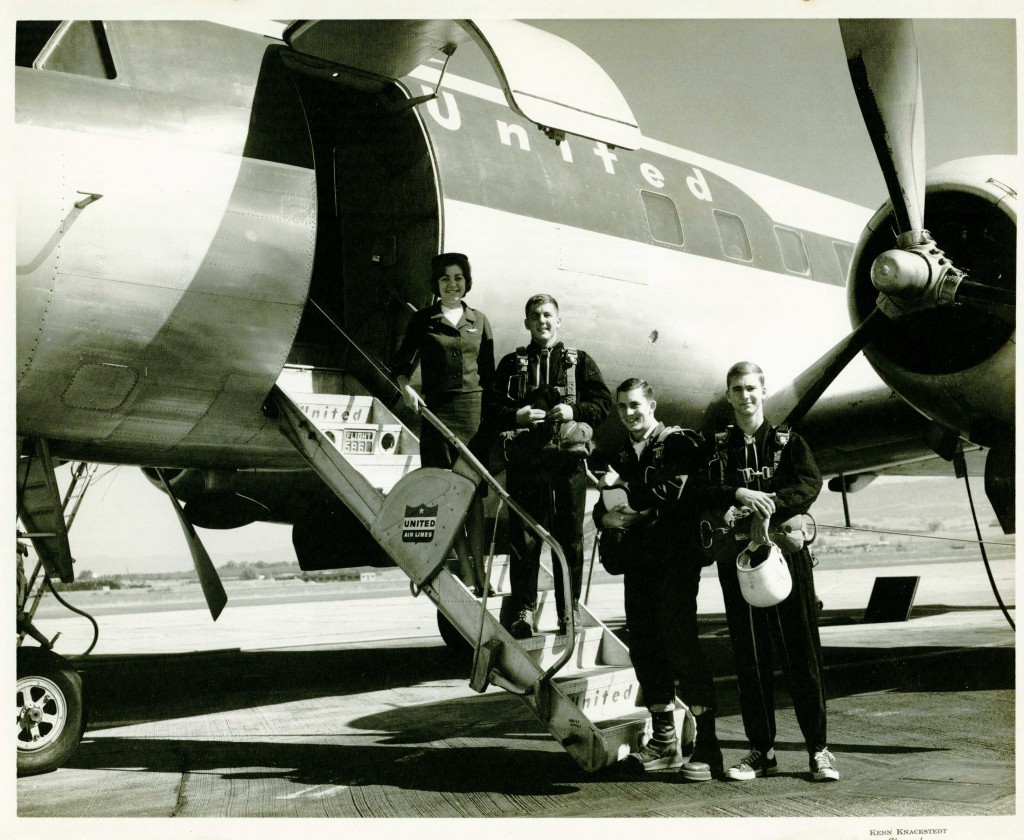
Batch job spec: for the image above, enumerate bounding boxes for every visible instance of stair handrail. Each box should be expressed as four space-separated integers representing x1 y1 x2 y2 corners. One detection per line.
418 405 578 686
305 299 579 687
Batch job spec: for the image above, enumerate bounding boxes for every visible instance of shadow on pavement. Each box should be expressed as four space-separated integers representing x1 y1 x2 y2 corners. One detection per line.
67 731 584 796
77 644 471 729
76 629 1013 738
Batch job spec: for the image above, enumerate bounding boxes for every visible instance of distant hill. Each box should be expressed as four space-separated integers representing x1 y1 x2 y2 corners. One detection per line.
810 476 1007 541
73 545 297 579
62 476 1011 579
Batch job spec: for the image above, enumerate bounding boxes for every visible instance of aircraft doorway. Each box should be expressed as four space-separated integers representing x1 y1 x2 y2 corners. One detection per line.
284 58 441 393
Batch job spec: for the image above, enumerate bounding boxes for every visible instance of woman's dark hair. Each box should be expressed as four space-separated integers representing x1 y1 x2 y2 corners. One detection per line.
431 252 472 296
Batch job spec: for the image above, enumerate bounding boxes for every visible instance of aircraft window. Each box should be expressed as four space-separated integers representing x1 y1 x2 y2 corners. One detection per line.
774 225 810 275
713 210 752 262
15 21 62 67
833 241 854 282
35 21 116 79
640 190 684 246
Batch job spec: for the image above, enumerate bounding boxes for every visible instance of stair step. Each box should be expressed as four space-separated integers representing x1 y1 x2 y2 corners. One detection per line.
344 453 420 494
515 626 606 672
17 440 75 582
494 591 587 635
552 665 643 723
277 367 420 458
483 555 554 595
591 709 651 764
594 708 649 731
293 394 375 424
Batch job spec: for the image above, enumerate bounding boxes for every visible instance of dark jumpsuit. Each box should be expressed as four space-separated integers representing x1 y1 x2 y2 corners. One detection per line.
696 423 827 756
489 342 610 618
595 423 716 712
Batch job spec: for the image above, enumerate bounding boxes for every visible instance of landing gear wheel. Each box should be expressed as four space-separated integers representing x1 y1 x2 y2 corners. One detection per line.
17 646 85 776
436 610 472 658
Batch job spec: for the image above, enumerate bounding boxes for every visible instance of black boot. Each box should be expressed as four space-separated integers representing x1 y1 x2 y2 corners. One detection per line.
508 604 535 639
557 602 583 635
680 711 724 781
623 710 682 772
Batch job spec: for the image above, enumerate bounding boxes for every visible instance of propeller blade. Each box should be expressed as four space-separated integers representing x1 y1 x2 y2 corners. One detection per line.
840 19 926 236
765 308 884 428
156 469 227 621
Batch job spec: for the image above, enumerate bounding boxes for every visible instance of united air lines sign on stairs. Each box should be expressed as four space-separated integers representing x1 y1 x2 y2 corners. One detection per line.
403 504 438 543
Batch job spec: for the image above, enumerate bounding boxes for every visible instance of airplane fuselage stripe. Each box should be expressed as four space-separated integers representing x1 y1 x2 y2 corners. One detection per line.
509 87 641 128
404 73 867 288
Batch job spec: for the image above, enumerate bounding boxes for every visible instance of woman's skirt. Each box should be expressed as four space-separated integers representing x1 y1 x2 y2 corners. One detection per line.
419 390 489 480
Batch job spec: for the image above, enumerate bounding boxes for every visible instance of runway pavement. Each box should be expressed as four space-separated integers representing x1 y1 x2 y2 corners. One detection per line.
15 554 1016 828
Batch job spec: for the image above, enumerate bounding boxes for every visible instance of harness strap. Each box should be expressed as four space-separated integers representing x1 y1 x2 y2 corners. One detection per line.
509 346 579 405
710 424 791 489
508 346 530 400
708 430 730 486
562 347 578 405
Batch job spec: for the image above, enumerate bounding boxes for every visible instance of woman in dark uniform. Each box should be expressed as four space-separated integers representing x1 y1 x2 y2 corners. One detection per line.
394 253 494 593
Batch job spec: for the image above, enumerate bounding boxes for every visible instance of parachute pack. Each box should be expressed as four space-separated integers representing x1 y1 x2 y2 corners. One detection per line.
700 424 815 555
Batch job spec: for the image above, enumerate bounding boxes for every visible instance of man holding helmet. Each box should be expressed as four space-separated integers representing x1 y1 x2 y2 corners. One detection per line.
490 294 611 639
696 361 837 782
595 379 721 780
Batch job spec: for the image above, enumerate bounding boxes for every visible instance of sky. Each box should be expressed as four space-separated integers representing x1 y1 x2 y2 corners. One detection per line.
7 2 1019 575
528 17 1017 209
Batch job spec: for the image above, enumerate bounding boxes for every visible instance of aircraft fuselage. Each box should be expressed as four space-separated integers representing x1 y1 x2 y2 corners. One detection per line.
16 21 923 475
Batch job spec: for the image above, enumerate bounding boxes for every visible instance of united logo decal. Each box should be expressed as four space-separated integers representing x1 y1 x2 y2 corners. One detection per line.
402 504 438 543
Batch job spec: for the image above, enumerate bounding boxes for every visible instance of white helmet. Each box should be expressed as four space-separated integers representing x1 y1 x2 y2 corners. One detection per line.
736 541 792 607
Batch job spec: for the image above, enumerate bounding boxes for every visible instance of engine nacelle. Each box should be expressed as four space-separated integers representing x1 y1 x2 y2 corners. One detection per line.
141 466 393 567
847 156 1016 448
141 466 265 529
140 466 204 502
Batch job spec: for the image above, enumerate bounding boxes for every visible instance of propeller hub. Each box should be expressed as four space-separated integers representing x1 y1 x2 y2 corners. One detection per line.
895 229 933 249
872 239 966 319
871 248 931 296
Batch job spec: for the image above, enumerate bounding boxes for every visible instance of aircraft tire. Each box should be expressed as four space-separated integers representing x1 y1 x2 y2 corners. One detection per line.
436 610 472 658
17 646 85 776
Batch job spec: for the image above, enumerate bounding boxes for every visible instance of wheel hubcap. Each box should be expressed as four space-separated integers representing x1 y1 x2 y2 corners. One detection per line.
16 675 68 751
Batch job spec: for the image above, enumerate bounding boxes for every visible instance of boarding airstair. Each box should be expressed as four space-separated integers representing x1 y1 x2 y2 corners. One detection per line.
271 364 694 773
16 439 77 585
17 444 99 646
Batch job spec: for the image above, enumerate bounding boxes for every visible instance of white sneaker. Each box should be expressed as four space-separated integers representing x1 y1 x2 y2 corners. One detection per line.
725 747 777 781
811 748 839 782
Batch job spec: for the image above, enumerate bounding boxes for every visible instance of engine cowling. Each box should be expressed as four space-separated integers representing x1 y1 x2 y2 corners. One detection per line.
847 155 1016 448
140 466 393 567
140 467 204 502
141 467 266 529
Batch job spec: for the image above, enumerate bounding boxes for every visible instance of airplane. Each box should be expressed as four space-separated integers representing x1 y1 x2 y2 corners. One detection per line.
14 18 1015 777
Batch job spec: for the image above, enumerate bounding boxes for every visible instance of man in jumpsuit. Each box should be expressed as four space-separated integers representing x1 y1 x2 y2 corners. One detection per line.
596 378 723 779
695 361 837 782
489 293 611 639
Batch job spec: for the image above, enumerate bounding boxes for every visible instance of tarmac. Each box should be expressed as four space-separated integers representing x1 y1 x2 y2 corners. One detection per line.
13 553 1017 831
